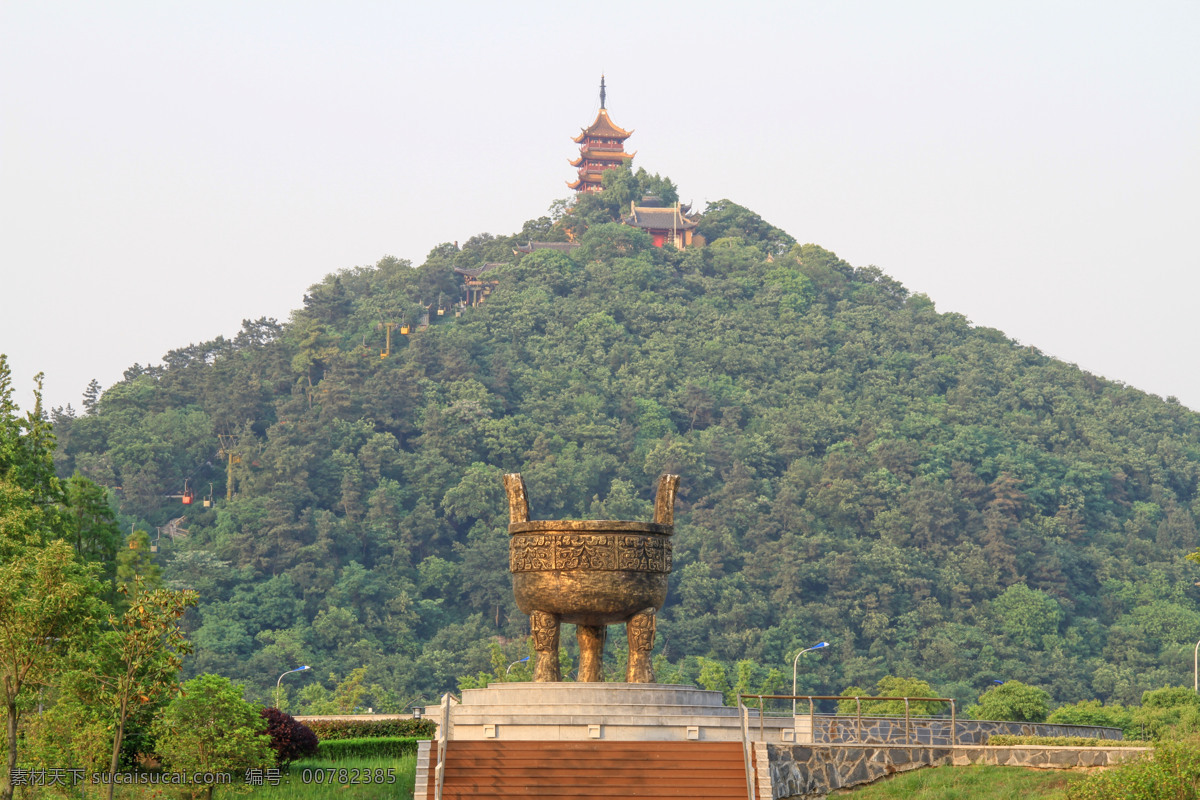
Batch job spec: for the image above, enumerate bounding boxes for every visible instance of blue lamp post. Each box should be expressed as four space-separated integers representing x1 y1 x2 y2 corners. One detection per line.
792 642 830 717
275 665 311 709
506 656 531 679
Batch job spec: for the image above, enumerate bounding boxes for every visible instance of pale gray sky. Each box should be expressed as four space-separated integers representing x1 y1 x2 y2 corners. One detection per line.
2 1 1197 412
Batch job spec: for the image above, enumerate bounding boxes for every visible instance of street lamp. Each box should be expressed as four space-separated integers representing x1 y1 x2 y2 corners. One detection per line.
506 656 530 679
406 699 427 720
792 642 830 717
276 665 311 709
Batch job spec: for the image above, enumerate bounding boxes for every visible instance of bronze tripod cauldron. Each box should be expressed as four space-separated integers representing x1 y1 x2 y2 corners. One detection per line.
503 473 679 683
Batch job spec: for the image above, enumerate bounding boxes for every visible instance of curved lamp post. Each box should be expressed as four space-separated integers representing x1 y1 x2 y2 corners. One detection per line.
1195 639 1200 693
276 665 311 709
792 642 830 717
506 656 530 679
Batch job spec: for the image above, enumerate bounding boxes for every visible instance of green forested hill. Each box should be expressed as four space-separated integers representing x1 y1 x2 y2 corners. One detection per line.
47 186 1200 712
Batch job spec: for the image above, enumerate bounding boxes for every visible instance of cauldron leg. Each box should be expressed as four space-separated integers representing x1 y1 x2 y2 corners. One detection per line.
577 625 607 682
626 608 656 683
530 610 560 682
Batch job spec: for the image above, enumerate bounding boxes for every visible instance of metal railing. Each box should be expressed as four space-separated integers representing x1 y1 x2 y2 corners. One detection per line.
739 699 756 800
737 694 958 747
433 692 457 800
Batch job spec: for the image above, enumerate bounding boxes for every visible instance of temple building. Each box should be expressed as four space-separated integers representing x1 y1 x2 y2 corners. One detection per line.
454 263 505 307
623 199 701 249
568 76 635 193
513 241 581 255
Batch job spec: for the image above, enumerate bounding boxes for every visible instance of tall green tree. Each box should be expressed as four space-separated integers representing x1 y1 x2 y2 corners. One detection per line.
152 673 273 800
0 540 102 800
92 576 198 800
64 472 121 578
0 356 105 800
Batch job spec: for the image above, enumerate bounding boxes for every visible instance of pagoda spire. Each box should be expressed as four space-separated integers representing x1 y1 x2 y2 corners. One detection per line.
600 74 606 109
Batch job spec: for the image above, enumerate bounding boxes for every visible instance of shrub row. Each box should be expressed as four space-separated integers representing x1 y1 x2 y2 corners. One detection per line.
988 735 1151 747
1067 739 1200 800
315 737 425 760
303 717 436 740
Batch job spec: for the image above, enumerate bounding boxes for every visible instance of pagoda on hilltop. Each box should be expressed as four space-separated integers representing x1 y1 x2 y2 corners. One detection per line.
568 76 635 193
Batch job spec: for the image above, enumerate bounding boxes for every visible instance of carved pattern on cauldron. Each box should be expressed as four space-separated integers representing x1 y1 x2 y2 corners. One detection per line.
617 534 670 572
510 536 555 572
556 534 618 570
503 472 679 683
509 533 673 573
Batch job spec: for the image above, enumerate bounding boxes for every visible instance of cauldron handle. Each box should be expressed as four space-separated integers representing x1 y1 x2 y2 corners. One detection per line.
504 473 531 523
654 474 680 526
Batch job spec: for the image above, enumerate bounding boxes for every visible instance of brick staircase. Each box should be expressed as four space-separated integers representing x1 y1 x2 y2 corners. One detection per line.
416 739 753 799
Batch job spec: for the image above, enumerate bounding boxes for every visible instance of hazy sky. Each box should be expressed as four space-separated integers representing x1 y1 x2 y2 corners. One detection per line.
2 1 1197 413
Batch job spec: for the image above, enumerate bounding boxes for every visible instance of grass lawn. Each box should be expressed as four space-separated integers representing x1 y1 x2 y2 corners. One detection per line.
836 765 1076 800
5 755 417 799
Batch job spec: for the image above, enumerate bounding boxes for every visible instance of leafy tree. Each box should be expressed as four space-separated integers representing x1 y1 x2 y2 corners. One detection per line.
965 680 1051 722
695 200 795 254
696 657 731 699
0 359 106 800
1131 687 1200 741
457 641 534 690
839 676 946 717
0 540 102 800
63 472 121 574
331 666 369 713
115 528 163 597
1048 699 1136 738
92 576 198 800
152 673 273 800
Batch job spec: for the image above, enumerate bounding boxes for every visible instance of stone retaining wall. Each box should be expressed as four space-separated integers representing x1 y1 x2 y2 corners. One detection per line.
809 716 1122 745
766 743 1149 799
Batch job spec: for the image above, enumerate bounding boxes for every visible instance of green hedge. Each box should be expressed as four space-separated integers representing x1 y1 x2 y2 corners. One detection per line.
315 737 425 760
988 735 1150 747
304 718 436 740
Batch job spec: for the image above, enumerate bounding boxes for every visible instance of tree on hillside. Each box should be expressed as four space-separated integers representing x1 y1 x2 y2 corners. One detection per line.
1047 699 1135 737
0 356 107 800
64 472 121 578
839 676 946 717
965 681 1050 722
93 576 197 800
0 540 102 800
41 195 1200 711
152 674 273 800
695 199 795 254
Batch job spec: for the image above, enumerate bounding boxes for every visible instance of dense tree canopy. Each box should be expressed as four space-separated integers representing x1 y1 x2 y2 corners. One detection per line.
40 182 1200 713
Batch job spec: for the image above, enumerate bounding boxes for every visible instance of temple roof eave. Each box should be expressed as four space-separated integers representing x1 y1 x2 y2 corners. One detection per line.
572 128 637 144
571 109 634 142
624 206 701 232
570 152 634 167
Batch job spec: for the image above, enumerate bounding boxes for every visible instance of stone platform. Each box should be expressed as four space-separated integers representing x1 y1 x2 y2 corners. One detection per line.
432 682 796 743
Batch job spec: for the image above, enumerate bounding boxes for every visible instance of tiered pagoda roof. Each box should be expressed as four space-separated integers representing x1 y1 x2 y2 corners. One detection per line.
571 108 634 144
568 76 635 192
